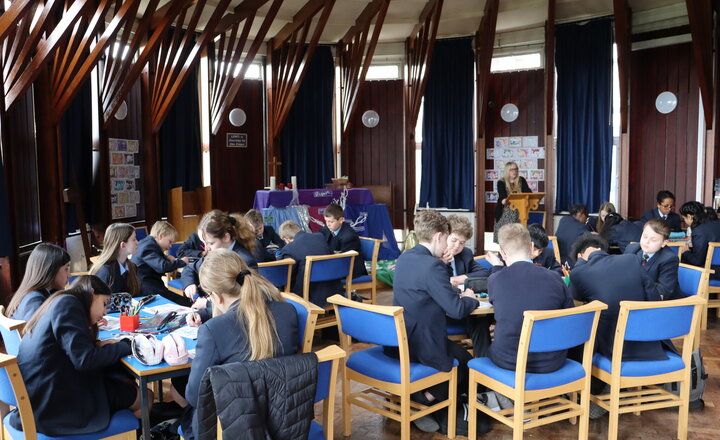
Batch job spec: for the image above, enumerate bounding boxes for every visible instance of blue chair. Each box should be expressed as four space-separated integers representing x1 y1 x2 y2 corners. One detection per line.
328 294 459 440
528 211 545 228
167 279 184 296
281 292 324 353
303 251 357 330
168 243 182 258
590 296 706 440
701 242 720 329
0 306 25 356
473 255 493 270
134 226 148 241
258 258 295 292
342 237 383 304
0 353 138 439
468 301 607 440
547 236 561 264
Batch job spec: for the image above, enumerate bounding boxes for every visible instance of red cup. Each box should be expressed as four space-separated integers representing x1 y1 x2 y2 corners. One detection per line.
119 314 139 332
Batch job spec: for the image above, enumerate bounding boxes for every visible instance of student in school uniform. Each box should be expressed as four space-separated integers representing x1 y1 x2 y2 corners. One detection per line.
555 204 589 267
11 275 144 436
277 220 341 306
176 229 206 259
624 219 681 300
4 243 70 321
599 212 643 253
181 210 258 301
133 221 191 306
527 223 563 275
641 190 683 232
89 223 141 296
586 202 616 233
245 209 284 249
320 203 367 278
680 201 720 279
178 249 298 440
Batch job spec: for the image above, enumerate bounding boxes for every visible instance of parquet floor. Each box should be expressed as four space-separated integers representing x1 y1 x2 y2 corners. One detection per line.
314 288 720 439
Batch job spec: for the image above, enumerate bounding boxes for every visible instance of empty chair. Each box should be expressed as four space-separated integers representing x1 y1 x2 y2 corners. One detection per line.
342 237 382 304
134 226 148 241
701 243 720 328
303 251 357 329
528 211 545 228
547 236 561 264
473 255 493 271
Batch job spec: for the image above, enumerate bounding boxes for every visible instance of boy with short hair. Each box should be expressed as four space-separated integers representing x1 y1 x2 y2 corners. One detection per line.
556 204 589 267
320 203 367 278
245 209 284 249
527 223 563 275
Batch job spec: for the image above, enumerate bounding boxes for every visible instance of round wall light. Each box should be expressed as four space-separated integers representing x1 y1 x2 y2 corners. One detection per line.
114 101 128 120
362 110 380 128
229 108 247 127
500 103 519 123
655 91 678 114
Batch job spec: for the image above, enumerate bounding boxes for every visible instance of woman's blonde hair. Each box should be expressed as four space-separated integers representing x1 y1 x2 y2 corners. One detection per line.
89 223 140 295
503 161 520 193
201 210 257 253
199 249 283 361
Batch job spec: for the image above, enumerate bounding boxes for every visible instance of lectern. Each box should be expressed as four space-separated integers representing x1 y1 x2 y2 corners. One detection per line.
506 192 546 226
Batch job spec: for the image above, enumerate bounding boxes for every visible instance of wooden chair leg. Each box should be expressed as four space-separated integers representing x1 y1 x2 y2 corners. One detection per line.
569 391 578 425
513 398 524 440
578 388 590 440
400 392 410 440
678 379 690 440
608 385 621 440
342 369 352 437
701 304 708 330
468 370 478 440
371 284 377 305
448 368 457 439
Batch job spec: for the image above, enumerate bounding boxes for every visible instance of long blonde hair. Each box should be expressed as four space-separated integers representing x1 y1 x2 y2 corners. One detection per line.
89 223 140 295
201 210 257 253
503 161 521 193
199 249 282 361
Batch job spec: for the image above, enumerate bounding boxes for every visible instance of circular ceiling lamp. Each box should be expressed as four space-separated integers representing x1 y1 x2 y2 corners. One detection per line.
229 108 247 127
114 101 128 120
500 103 519 123
362 110 380 128
655 91 677 114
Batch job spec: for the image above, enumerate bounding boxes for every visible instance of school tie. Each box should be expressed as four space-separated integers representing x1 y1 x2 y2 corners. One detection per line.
642 253 649 266
662 215 667 221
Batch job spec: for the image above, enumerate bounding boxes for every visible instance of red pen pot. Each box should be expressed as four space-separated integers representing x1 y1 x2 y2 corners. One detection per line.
119 314 140 332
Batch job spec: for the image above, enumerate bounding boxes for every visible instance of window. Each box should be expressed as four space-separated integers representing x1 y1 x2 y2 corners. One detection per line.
366 65 401 80
490 53 542 73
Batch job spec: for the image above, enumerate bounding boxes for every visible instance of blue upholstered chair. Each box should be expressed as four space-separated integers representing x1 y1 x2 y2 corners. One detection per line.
342 237 383 304
701 242 720 329
468 301 607 440
547 235 561 264
134 226 148 241
168 243 182 259
590 296 706 440
167 279 184 296
281 291 324 353
528 211 545 228
0 306 24 356
473 255 494 271
303 251 357 330
678 263 708 298
328 294 459 440
0 353 138 439
258 258 295 292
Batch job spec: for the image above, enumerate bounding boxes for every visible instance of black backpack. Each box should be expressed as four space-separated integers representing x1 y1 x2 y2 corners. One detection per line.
663 348 707 409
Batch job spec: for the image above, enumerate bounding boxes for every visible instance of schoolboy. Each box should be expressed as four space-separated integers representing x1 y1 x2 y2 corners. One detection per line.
556 204 589 267
320 203 367 278
527 223 563 275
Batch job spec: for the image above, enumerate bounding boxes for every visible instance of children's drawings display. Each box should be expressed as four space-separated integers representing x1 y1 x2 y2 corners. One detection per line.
109 138 141 219
485 136 545 203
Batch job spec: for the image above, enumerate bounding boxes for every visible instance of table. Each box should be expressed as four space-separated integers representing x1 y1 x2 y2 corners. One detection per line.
253 188 375 209
471 300 494 315
99 297 196 438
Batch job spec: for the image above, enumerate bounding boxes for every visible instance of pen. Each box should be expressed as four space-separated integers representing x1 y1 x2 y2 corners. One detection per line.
157 311 177 331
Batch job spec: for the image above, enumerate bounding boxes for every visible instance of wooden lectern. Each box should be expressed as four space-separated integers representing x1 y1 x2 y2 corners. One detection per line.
506 192 546 226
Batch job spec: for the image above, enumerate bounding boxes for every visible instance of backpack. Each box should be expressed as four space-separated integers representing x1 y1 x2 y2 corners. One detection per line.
662 348 707 409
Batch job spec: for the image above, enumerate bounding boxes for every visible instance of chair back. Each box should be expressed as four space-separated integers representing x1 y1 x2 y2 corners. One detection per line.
678 263 707 297
527 303 605 353
258 258 295 292
306 252 357 282
0 354 37 438
528 211 545 228
705 242 720 268
281 292 324 353
328 294 404 347
359 237 380 264
547 236 562 264
134 226 148 241
473 255 493 270
168 243 182 258
0 306 25 356
313 345 345 403
622 297 705 342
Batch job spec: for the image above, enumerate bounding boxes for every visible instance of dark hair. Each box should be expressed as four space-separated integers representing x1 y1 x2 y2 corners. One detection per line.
6 243 71 318
656 190 676 204
570 204 588 217
679 201 711 227
570 233 608 263
599 212 623 241
202 209 256 253
323 203 344 220
527 223 548 249
24 275 111 335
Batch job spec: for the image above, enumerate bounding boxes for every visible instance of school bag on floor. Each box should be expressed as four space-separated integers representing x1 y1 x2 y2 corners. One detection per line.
663 349 707 409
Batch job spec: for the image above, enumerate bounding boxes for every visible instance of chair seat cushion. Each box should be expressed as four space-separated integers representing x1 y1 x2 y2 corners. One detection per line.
446 323 466 336
592 350 684 377
308 420 325 440
342 275 373 285
3 410 138 440
168 279 184 290
346 347 458 384
468 357 585 391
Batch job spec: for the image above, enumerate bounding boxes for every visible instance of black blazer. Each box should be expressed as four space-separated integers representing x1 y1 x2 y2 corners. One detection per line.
494 177 532 221
533 247 564 275
95 261 132 294
606 220 643 253
259 225 285 249
181 242 258 293
278 231 342 306
184 300 298 437
489 261 574 372
681 220 720 279
320 223 368 278
555 216 589 267
641 208 683 232
13 295 132 435
570 251 666 361
448 247 490 278
625 243 681 300
11 289 51 321
133 236 186 296
391 245 478 372
177 233 205 259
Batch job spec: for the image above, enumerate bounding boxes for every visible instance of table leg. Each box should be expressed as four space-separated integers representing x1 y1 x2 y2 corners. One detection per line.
140 376 151 438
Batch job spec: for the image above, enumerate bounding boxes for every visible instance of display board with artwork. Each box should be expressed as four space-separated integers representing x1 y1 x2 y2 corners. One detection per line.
109 138 141 219
484 136 545 203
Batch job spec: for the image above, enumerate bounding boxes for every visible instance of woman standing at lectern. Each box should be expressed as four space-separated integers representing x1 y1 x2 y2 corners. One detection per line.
493 161 532 243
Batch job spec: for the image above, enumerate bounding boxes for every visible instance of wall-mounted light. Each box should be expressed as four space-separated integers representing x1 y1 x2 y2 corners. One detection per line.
655 91 677 114
114 101 128 120
229 108 247 127
500 103 519 123
362 110 380 128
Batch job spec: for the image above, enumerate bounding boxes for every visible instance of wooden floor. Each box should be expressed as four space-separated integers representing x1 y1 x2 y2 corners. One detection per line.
314 288 720 440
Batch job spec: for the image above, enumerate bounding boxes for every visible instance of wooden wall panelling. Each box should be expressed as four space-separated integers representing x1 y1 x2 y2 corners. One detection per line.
266 0 336 179
629 43 699 217
404 0 443 228
343 80 405 226
544 0 556 230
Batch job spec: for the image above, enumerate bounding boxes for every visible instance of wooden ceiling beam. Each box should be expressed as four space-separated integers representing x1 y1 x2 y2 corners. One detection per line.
271 0 328 51
0 0 36 43
613 0 631 134
474 0 499 139
686 0 714 128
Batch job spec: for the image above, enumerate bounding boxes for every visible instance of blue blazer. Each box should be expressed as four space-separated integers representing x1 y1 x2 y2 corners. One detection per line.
181 242 258 294
177 233 205 259
320 223 368 278
625 243 681 300
570 251 666 361
133 236 187 296
392 245 478 372
448 247 490 278
556 216 589 267
12 295 131 435
259 225 285 249
641 208 683 232
533 247 563 275
11 289 51 321
278 231 341 306
95 261 132 294
489 261 574 372
681 220 720 279
185 300 298 436
607 220 643 252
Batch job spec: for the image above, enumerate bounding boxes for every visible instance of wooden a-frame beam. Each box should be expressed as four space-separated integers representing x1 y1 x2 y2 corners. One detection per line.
686 0 714 128
0 0 36 43
613 0 632 217
543 0 556 231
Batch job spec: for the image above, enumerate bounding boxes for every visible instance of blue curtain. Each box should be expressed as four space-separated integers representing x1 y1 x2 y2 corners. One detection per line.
555 19 613 212
0 160 11 256
419 37 475 210
158 64 202 217
279 45 334 189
